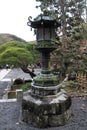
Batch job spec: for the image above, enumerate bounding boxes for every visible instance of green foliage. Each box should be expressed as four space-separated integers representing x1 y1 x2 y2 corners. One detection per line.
26 43 41 63
0 41 34 67
35 0 85 34
22 83 31 91
35 0 86 76
11 79 31 92
26 43 34 51
64 80 77 92
70 22 87 40
0 41 25 52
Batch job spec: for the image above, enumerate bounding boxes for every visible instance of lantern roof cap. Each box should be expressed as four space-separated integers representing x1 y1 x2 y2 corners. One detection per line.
34 13 54 21
27 12 60 28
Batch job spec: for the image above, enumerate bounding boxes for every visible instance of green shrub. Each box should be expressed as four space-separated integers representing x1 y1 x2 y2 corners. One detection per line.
22 83 31 92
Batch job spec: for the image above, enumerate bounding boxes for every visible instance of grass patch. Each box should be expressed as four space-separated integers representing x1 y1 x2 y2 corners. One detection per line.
11 82 31 92
64 80 77 92
21 82 31 92
8 91 16 99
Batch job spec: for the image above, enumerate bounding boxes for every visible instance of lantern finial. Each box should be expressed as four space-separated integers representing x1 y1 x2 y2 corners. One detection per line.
43 8 49 15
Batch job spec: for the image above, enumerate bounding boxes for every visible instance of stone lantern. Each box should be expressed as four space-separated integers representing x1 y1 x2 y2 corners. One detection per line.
22 11 71 128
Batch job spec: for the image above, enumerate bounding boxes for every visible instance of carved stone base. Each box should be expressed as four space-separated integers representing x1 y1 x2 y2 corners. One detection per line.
22 90 71 128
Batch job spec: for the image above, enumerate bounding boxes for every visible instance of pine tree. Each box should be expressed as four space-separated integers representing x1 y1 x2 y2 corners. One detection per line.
35 0 85 76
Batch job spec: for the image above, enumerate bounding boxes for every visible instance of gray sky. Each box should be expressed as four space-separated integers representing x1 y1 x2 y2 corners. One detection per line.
0 0 41 41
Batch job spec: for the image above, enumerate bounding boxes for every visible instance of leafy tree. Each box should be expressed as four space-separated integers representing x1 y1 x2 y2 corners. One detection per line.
26 42 41 64
0 41 40 78
0 41 34 67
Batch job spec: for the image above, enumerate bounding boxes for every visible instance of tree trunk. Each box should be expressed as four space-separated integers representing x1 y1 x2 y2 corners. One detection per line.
21 66 36 78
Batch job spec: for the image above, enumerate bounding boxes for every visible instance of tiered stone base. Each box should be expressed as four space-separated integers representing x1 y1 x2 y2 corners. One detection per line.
22 90 71 128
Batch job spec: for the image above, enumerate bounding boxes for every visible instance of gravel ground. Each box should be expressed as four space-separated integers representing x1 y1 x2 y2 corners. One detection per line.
0 97 87 130
0 68 87 130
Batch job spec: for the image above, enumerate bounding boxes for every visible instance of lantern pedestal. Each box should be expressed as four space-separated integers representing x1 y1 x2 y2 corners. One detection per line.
22 94 71 128
22 72 71 128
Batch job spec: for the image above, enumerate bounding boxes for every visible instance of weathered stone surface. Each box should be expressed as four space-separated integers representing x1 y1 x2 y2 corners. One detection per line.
16 89 23 101
48 108 71 127
22 91 71 128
